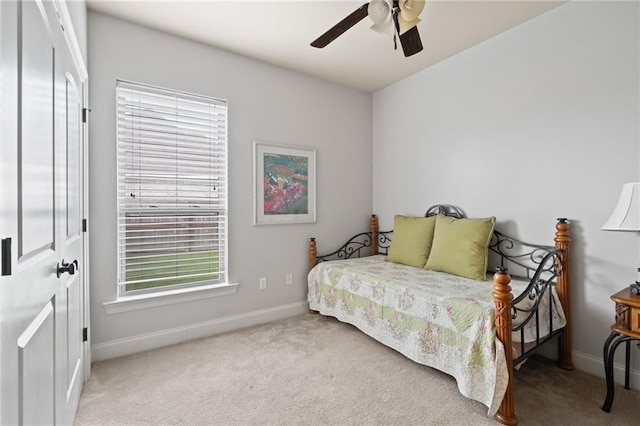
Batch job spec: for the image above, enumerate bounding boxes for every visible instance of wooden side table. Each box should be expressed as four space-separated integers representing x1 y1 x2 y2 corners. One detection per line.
602 287 640 412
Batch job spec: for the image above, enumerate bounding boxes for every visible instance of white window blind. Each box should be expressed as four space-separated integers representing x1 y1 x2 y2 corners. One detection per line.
116 80 228 296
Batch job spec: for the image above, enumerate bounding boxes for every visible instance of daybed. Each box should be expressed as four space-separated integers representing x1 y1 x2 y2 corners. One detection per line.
306 205 573 425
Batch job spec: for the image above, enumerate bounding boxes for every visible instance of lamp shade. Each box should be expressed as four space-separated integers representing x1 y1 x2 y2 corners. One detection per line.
370 19 395 37
397 15 422 35
368 0 392 25
399 0 426 21
398 0 425 34
368 0 395 37
601 182 640 231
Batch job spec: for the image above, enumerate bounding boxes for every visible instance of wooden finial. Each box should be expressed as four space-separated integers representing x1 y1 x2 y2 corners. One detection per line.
370 214 378 256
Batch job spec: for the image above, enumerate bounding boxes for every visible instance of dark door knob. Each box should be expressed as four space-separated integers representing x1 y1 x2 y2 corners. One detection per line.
57 259 78 278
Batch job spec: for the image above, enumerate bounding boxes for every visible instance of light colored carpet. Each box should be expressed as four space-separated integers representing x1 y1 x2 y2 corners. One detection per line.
75 314 640 425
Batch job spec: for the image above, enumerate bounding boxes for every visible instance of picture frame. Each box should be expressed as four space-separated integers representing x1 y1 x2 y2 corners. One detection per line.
253 141 316 225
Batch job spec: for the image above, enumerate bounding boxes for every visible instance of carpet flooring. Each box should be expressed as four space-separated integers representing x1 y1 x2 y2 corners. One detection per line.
74 314 640 425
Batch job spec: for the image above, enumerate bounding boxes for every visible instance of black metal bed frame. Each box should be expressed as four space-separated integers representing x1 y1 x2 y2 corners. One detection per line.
312 205 566 365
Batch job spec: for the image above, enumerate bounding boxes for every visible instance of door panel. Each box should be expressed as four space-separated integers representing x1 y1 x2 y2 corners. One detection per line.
66 274 82 399
19 0 55 257
66 76 81 238
17 300 55 426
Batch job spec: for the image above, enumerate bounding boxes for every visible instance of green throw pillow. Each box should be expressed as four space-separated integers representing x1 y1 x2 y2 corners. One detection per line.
386 215 437 268
425 215 496 280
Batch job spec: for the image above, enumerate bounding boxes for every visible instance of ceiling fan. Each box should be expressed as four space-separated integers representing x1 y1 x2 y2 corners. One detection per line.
311 0 425 57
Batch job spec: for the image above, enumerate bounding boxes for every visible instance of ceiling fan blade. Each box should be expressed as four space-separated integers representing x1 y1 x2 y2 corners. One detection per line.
393 11 423 57
398 25 423 57
311 3 370 48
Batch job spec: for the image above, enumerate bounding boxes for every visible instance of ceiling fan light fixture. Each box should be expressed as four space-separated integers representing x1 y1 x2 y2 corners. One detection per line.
397 0 425 36
397 15 421 35
398 0 426 21
370 20 395 37
368 0 393 25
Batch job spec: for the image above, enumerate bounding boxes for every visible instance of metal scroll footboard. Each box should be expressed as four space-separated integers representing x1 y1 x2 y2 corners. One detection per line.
489 229 566 365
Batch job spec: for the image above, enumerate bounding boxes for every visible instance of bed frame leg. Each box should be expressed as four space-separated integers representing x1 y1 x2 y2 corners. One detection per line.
555 218 574 371
493 267 518 426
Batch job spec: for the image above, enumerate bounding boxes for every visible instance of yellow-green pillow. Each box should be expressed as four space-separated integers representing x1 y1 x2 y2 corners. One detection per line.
425 215 496 280
386 215 437 268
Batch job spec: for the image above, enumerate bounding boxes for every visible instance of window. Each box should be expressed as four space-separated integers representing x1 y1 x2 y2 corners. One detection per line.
116 80 227 297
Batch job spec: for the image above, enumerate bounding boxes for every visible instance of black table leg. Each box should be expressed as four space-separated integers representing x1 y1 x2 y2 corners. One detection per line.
602 332 633 412
625 339 631 389
602 331 618 412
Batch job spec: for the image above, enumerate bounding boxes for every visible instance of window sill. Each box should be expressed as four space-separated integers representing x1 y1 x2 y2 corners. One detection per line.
103 282 239 314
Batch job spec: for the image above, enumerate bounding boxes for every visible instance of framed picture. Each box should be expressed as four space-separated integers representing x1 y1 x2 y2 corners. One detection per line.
253 141 316 225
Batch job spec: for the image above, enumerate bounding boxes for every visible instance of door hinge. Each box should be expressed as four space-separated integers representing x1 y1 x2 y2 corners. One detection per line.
83 327 88 342
1 238 11 276
82 107 91 123
82 218 87 232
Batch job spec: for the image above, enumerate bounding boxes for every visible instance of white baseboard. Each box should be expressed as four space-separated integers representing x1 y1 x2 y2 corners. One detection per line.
91 301 309 362
572 348 640 391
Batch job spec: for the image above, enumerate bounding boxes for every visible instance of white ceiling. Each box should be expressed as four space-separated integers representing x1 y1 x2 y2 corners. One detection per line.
86 0 567 92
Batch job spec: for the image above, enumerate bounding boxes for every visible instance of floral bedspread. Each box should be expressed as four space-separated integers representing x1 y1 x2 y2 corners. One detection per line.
307 255 566 416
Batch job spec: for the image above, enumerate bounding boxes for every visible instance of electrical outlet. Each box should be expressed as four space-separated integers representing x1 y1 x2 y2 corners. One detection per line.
259 277 267 290
286 273 293 286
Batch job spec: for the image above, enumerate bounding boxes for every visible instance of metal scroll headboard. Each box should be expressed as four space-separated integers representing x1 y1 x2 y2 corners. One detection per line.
425 204 465 219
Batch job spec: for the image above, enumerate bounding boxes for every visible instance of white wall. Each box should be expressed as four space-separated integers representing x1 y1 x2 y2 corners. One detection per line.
88 12 372 356
373 1 640 385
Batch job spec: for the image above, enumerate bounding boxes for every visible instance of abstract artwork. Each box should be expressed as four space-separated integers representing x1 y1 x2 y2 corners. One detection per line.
253 141 316 225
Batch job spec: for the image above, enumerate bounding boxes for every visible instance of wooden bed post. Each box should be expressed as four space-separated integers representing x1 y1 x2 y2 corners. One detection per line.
308 238 319 315
370 214 378 256
309 238 317 271
493 267 517 426
555 218 574 370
